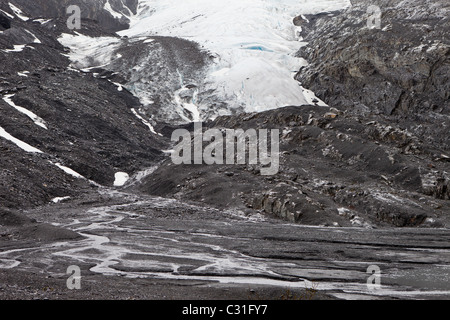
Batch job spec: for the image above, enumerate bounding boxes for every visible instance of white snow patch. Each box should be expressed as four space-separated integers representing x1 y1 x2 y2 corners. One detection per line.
132 166 158 183
112 82 124 91
0 127 90 180
426 41 443 53
0 126 43 153
17 71 29 77
412 44 427 53
2 45 26 53
53 162 85 179
174 87 201 122
0 259 21 269
79 64 108 73
139 97 154 105
24 29 42 44
67 67 81 73
33 18 52 25
8 3 29 21
51 196 71 204
302 88 328 106
3 94 48 129
104 0 124 19
131 108 162 136
114 172 130 187
425 217 435 224
337 207 350 216
0 9 14 19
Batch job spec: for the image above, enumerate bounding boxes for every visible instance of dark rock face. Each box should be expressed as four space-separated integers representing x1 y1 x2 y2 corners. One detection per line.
295 0 449 152
0 2 167 209
9 0 137 32
0 13 11 30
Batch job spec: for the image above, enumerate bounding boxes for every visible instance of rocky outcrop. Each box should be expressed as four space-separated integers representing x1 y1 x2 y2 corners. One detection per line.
134 105 450 228
295 0 449 152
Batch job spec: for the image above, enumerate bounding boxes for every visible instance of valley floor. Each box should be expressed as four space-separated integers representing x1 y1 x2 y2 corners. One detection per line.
1 189 449 300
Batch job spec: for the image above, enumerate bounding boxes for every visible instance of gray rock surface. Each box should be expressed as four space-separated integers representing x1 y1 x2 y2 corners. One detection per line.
295 0 449 151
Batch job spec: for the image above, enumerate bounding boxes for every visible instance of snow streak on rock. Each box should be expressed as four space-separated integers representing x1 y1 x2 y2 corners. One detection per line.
3 94 48 129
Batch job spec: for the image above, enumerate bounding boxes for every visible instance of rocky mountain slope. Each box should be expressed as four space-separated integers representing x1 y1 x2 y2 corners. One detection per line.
295 0 449 150
0 0 448 229
0 0 449 301
0 1 166 210
135 104 450 228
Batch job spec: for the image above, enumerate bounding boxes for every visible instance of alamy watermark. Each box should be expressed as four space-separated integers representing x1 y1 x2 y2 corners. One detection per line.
66 265 81 290
367 5 382 30
66 5 81 30
171 122 280 176
367 265 382 291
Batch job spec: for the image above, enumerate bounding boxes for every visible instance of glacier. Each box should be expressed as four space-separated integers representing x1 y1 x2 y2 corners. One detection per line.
60 0 351 122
